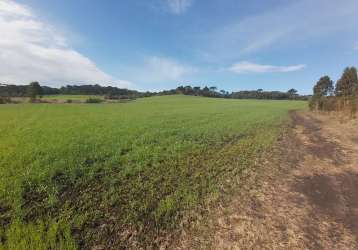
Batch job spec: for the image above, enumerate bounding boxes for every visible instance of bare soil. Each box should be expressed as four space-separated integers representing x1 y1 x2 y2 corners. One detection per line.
176 111 358 249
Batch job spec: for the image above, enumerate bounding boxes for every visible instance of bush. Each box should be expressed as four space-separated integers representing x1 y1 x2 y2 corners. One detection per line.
310 96 338 112
120 96 136 100
308 96 320 111
105 94 136 100
0 97 11 104
65 99 73 103
85 98 103 104
105 93 120 100
321 97 337 111
352 97 358 114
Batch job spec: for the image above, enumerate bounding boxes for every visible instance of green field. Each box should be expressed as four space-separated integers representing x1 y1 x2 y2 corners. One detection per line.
9 95 105 104
41 95 105 104
0 95 306 249
42 95 104 100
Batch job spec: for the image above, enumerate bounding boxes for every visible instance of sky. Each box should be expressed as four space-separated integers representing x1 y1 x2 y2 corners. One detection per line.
0 0 358 94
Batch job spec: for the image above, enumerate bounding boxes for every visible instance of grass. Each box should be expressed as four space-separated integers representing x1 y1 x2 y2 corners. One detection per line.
0 95 306 249
9 95 104 104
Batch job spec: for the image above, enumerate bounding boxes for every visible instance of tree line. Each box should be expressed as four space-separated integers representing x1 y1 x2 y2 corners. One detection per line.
167 86 307 100
0 82 44 103
0 82 308 102
310 66 358 115
0 83 143 99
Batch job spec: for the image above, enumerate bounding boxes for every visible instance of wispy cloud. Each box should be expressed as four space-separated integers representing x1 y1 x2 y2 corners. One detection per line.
205 0 358 59
145 56 196 80
166 0 192 15
228 61 306 74
354 44 358 50
0 0 130 87
124 56 196 86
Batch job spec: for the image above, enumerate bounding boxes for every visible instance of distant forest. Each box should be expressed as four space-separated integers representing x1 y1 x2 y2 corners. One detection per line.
0 83 309 101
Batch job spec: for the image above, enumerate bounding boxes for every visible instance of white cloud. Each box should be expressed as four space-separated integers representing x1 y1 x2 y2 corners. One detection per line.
0 0 130 87
145 56 196 80
205 0 358 59
0 0 31 17
166 0 192 15
354 44 358 50
125 56 196 85
228 61 306 74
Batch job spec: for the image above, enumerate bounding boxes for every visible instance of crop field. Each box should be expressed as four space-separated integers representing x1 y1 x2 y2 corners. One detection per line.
8 95 105 104
42 95 104 100
0 95 306 249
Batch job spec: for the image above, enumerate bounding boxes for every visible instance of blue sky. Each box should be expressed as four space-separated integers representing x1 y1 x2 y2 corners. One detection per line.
1 0 358 94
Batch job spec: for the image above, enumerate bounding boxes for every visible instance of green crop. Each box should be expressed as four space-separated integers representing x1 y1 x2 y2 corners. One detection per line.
0 95 306 249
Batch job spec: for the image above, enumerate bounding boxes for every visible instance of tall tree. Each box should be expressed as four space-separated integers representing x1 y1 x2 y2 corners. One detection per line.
287 88 298 99
310 76 334 111
27 82 43 99
209 86 217 92
335 67 358 104
313 76 334 97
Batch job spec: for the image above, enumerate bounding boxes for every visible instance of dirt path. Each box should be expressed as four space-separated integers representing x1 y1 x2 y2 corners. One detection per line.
177 111 358 249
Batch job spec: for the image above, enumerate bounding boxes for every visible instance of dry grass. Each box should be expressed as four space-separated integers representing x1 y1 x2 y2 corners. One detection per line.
176 111 358 249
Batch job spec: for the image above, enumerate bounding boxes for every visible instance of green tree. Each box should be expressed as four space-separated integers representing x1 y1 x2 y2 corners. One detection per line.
313 76 334 97
27 82 43 100
209 86 217 92
310 76 334 111
335 67 358 106
287 88 298 99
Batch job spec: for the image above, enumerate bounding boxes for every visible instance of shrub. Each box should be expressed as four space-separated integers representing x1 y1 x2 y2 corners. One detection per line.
120 95 136 100
105 94 136 101
321 96 337 111
85 98 103 104
0 97 11 104
105 93 120 100
352 97 358 114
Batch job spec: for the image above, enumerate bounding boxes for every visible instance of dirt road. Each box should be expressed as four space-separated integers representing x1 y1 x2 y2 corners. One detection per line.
177 112 358 249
